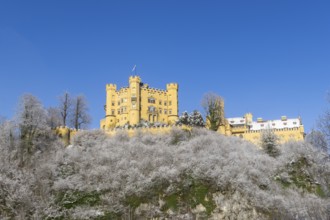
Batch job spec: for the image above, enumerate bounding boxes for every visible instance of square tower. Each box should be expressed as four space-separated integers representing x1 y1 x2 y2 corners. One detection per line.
100 76 179 129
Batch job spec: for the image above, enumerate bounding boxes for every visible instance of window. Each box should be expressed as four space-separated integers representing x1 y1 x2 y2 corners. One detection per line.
272 123 275 126
117 110 120 114
164 101 167 106
118 101 120 106
164 110 167 114
148 97 155 104
293 122 297 125
169 110 172 114
283 122 287 125
111 110 115 115
169 101 172 106
159 101 162 105
261 124 264 127
159 108 162 114
148 106 156 112
112 102 115 106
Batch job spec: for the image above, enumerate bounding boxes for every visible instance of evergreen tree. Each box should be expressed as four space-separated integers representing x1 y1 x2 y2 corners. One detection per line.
177 110 205 127
188 110 205 127
260 129 280 157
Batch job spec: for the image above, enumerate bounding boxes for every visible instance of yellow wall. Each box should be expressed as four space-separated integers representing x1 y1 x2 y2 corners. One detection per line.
227 127 304 145
105 124 191 137
54 126 77 145
218 114 305 146
101 76 179 130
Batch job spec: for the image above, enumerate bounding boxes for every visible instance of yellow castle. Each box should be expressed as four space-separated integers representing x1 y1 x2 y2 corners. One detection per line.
100 76 179 129
99 75 304 145
220 113 305 145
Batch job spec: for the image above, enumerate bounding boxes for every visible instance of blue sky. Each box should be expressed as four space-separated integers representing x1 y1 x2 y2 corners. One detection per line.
0 0 329 132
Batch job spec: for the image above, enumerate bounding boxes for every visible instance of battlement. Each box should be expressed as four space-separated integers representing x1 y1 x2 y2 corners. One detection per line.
147 87 167 93
104 124 192 136
166 83 179 90
106 84 117 90
129 75 141 83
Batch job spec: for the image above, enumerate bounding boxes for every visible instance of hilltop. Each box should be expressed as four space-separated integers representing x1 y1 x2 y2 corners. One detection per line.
0 125 329 219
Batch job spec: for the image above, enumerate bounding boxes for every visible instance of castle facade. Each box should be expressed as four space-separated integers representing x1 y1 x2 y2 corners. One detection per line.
220 113 305 145
99 75 304 145
100 76 179 129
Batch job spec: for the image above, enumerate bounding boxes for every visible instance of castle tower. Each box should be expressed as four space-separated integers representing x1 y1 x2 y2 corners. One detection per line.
100 76 179 129
244 113 253 125
105 84 117 129
166 83 179 124
129 76 141 125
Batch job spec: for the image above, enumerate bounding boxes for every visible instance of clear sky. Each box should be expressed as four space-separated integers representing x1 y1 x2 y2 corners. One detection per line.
0 0 329 132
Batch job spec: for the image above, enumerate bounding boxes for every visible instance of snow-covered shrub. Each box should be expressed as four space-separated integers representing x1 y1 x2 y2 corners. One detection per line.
0 126 329 219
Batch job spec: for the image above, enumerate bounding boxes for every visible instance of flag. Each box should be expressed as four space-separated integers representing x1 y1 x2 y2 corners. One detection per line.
132 65 136 72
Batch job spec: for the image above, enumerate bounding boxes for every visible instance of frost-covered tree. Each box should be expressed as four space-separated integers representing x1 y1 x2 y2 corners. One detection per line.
47 107 62 128
16 94 49 154
177 111 205 127
59 92 72 127
188 110 205 127
202 92 225 131
178 111 189 125
0 115 6 124
306 129 328 152
70 95 91 129
260 128 280 157
318 92 330 153
0 126 329 219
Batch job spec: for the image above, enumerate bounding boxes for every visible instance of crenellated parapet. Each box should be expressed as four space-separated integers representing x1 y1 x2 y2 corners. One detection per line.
129 75 141 83
166 83 179 91
106 84 117 91
104 124 192 136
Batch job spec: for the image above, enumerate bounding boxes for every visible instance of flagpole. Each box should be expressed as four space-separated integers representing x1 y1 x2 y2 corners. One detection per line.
132 65 137 75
